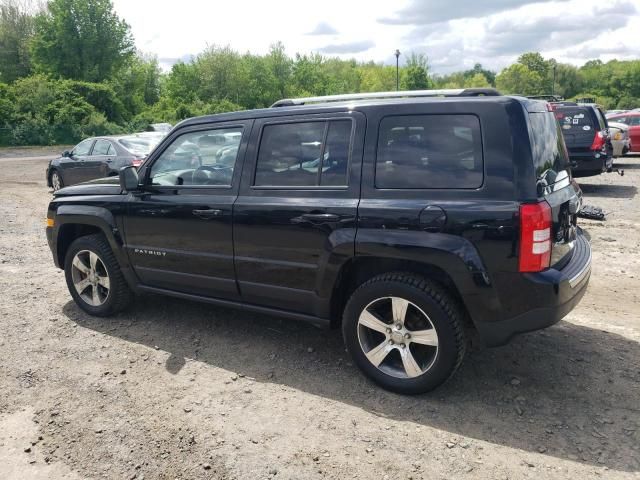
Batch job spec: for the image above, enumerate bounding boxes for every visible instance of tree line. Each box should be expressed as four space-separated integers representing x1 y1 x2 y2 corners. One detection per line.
1 0 639 146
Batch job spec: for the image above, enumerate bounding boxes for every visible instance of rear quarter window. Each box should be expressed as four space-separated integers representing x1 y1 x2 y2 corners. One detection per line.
528 112 570 185
375 114 483 189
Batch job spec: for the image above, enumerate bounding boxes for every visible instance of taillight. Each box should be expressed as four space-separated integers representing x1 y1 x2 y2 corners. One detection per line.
519 201 552 273
590 131 605 151
131 158 143 168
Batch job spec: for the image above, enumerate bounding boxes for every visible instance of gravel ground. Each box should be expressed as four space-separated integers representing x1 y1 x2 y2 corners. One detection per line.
0 149 639 480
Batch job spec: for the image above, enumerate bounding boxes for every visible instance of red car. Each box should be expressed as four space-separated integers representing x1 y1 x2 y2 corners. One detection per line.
607 112 640 152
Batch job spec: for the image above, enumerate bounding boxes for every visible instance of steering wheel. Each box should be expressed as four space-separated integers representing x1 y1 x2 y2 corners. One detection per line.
192 165 233 185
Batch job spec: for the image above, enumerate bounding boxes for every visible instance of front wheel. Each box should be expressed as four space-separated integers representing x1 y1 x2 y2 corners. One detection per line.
342 273 466 394
64 234 133 316
50 170 63 191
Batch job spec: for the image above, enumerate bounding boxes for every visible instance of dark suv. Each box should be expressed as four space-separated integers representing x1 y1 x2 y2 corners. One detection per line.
551 102 613 177
45 88 592 394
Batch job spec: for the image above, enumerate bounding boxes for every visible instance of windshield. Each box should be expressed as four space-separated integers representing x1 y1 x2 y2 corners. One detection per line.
528 112 570 185
118 136 161 156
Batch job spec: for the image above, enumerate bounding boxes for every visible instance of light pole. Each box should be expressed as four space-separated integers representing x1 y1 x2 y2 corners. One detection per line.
394 49 401 91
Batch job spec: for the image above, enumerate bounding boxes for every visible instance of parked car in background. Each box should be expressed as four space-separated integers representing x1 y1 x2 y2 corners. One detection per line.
45 88 592 394
149 123 173 133
606 109 627 118
607 122 631 157
47 134 163 191
551 102 613 177
606 112 640 152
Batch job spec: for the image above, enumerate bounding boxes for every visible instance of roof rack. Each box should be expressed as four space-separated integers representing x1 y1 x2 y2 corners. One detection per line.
270 88 501 108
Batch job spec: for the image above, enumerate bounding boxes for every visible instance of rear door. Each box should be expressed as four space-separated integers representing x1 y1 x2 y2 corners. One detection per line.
88 139 115 179
528 109 580 268
233 112 364 317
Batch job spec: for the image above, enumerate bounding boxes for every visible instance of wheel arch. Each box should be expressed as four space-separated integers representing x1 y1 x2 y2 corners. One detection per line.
52 206 138 290
329 256 474 329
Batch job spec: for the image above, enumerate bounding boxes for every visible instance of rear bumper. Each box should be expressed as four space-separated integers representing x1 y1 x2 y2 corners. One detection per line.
475 230 591 347
569 151 611 175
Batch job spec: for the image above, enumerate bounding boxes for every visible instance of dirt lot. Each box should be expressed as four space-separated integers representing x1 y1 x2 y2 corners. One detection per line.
0 149 638 480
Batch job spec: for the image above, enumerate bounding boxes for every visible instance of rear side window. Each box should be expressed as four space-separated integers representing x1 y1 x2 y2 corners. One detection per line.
92 139 113 156
375 114 483 189
554 107 597 132
254 120 352 187
528 112 570 184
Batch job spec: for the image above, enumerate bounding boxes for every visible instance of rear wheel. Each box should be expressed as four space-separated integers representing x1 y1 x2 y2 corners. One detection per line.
64 234 133 316
342 273 466 394
50 170 63 191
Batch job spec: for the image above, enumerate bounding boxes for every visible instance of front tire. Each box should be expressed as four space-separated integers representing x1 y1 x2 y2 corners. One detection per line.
342 273 466 394
50 170 63 191
64 234 133 316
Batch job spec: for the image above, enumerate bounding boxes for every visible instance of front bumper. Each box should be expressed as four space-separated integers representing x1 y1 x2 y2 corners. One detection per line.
475 231 591 347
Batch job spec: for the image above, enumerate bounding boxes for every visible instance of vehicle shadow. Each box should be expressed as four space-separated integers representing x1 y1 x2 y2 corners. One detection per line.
578 183 637 199
63 297 640 473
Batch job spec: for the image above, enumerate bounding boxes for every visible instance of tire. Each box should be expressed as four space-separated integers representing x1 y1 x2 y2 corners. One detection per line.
342 272 466 394
50 170 63 191
64 234 133 316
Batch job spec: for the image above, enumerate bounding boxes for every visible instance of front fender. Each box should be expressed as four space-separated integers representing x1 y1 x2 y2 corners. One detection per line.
48 205 138 290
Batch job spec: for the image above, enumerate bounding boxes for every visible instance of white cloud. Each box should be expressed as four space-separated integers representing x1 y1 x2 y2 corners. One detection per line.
112 0 640 74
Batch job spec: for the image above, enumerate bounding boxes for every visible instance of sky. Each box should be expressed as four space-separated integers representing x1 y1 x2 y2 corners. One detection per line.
111 0 640 75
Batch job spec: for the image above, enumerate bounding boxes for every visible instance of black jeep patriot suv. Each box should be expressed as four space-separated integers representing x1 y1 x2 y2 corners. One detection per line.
46 88 592 394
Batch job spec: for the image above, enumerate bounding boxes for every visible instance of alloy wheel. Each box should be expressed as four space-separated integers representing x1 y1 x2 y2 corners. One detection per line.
71 250 110 306
51 172 62 191
357 296 439 379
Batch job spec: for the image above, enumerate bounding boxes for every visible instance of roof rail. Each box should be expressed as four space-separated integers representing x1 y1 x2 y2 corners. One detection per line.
270 88 501 108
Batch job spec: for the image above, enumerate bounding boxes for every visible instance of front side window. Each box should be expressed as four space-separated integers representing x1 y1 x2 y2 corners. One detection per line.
149 127 243 187
73 139 94 156
376 115 483 189
254 120 352 187
629 116 640 126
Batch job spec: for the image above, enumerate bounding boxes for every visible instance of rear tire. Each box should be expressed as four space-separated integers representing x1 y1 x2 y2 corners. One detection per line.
342 272 466 394
64 234 133 316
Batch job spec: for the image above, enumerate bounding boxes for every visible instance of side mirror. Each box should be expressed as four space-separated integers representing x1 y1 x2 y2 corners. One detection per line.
119 166 140 192
63 150 71 157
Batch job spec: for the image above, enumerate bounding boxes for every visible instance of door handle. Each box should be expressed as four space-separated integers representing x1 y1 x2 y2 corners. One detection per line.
192 208 223 219
299 213 340 223
105 158 113 163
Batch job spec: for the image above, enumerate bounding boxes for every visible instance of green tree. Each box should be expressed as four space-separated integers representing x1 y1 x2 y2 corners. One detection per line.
464 72 491 88
30 0 134 82
401 52 433 90
495 63 543 95
0 0 37 82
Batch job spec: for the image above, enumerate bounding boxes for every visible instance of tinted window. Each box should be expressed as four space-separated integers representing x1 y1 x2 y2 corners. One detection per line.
73 139 93 156
554 107 596 132
629 116 640 126
149 127 242 187
610 116 627 124
92 139 112 156
375 115 483 189
528 112 570 184
255 120 351 187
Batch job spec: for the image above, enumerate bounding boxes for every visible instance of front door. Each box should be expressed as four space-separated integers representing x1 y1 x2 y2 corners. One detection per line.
233 113 365 317
122 121 252 300
63 138 95 185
